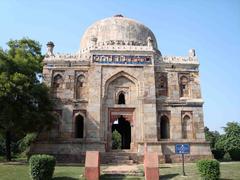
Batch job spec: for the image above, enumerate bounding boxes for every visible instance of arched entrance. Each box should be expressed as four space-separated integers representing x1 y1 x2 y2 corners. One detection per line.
112 115 131 149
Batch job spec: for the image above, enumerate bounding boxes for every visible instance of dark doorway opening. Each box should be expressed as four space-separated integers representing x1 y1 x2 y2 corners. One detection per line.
75 115 84 138
112 116 131 149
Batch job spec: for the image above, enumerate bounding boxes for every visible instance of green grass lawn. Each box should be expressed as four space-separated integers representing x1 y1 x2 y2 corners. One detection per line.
0 161 240 180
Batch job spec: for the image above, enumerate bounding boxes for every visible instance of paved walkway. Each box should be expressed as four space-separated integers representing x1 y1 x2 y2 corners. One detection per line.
102 164 144 176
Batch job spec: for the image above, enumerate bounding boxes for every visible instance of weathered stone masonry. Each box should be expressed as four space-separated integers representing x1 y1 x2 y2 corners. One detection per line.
30 15 212 163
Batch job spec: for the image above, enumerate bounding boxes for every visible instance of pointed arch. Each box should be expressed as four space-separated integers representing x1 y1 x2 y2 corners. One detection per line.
118 91 126 104
75 114 84 138
160 115 170 139
52 74 63 97
179 75 189 97
53 74 63 89
182 114 192 139
158 73 168 96
76 74 85 99
104 71 139 97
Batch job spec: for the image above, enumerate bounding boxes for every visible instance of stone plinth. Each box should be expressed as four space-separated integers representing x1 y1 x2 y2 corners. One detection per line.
144 152 159 180
85 151 100 180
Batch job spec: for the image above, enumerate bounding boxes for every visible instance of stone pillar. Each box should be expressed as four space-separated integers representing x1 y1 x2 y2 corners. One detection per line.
85 151 100 180
144 152 159 180
87 66 102 141
143 66 158 141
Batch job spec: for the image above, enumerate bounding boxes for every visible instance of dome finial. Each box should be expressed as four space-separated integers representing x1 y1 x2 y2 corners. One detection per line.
114 14 124 17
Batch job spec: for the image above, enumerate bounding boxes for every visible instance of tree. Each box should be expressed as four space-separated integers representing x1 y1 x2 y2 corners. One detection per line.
215 122 240 160
0 38 56 161
204 127 220 149
204 127 224 159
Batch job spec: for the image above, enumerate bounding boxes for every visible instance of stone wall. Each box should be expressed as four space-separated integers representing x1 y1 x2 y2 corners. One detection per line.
30 32 212 162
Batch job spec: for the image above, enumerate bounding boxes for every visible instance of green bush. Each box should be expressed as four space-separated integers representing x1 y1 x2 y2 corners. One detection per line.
223 152 231 161
29 154 56 180
18 133 37 153
112 130 122 149
197 159 220 180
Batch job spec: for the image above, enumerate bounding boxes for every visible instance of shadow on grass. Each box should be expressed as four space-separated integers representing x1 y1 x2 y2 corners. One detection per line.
52 177 79 180
101 174 126 180
159 166 171 169
160 173 179 180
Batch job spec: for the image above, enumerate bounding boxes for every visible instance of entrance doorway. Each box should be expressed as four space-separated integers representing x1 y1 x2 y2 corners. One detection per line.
112 115 131 149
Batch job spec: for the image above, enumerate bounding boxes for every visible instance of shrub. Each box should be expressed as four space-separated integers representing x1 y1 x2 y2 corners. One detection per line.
112 130 122 149
29 154 56 180
197 159 220 180
223 152 231 161
18 133 37 153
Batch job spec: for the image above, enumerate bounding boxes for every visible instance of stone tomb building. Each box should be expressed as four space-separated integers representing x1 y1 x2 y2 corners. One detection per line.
31 15 212 163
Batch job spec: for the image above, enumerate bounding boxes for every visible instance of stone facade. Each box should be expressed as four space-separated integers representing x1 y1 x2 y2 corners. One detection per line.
30 15 212 163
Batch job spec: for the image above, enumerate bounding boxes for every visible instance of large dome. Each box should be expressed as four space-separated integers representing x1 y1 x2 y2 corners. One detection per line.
80 15 158 50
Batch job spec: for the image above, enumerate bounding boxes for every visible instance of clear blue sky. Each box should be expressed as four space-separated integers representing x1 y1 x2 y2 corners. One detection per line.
1 0 240 133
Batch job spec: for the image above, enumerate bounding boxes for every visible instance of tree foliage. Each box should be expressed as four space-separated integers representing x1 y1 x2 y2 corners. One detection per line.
204 127 220 149
0 38 56 160
215 122 240 160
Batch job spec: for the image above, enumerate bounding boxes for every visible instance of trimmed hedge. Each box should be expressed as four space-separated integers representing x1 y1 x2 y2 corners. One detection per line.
29 154 56 180
197 159 220 180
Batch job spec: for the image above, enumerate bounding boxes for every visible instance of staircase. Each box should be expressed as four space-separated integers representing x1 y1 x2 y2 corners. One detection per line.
102 150 136 164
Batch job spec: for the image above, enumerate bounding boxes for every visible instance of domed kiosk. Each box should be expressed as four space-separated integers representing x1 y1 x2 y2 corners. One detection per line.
31 15 212 163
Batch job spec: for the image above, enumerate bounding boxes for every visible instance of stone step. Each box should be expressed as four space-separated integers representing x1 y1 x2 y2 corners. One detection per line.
101 152 137 164
111 159 134 164
113 155 130 160
103 155 129 159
